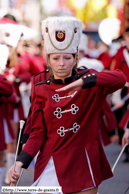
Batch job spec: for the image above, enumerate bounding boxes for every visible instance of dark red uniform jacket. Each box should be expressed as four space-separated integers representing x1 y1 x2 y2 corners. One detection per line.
19 51 46 76
119 109 129 129
17 69 126 193
97 52 112 70
98 99 117 146
113 46 129 82
0 75 15 150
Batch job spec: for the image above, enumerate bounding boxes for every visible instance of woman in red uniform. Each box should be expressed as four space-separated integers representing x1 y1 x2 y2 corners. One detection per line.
0 73 15 191
0 23 32 184
0 44 19 191
8 16 126 194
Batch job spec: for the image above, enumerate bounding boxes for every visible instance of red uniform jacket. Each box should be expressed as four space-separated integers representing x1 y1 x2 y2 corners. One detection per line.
19 51 46 76
98 99 117 146
97 52 112 70
113 46 129 82
0 75 15 150
119 109 129 129
17 69 126 193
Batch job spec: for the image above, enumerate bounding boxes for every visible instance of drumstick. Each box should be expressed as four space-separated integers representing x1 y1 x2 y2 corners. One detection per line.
112 144 127 173
97 144 127 194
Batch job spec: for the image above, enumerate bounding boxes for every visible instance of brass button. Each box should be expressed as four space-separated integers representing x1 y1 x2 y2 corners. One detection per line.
83 76 86 78
88 74 91 77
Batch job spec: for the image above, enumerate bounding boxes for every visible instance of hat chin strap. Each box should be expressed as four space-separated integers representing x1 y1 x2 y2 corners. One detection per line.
47 54 77 74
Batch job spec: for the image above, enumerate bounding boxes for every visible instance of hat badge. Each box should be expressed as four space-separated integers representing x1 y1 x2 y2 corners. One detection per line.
46 27 78 51
56 31 65 42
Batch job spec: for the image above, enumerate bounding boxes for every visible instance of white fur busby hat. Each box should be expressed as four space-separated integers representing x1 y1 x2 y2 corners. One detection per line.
0 23 22 48
78 33 88 53
41 16 82 54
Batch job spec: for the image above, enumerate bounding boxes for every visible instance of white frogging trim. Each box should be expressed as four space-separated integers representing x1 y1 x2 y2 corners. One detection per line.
52 91 77 102
85 148 96 187
57 123 80 137
54 104 79 119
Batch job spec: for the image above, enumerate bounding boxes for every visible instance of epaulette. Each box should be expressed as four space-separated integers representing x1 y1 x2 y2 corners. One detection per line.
75 66 89 80
34 69 49 78
34 79 50 86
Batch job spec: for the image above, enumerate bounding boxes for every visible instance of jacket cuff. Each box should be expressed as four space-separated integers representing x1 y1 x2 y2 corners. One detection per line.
22 133 29 144
81 73 97 88
16 150 33 169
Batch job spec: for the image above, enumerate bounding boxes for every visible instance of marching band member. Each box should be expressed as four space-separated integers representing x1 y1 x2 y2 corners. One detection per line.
0 73 15 193
98 99 119 146
0 23 31 184
0 44 15 193
111 28 129 146
8 16 126 194
97 42 113 71
110 28 128 74
16 38 46 76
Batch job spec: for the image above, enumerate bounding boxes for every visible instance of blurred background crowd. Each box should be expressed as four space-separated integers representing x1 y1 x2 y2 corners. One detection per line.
0 0 129 193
